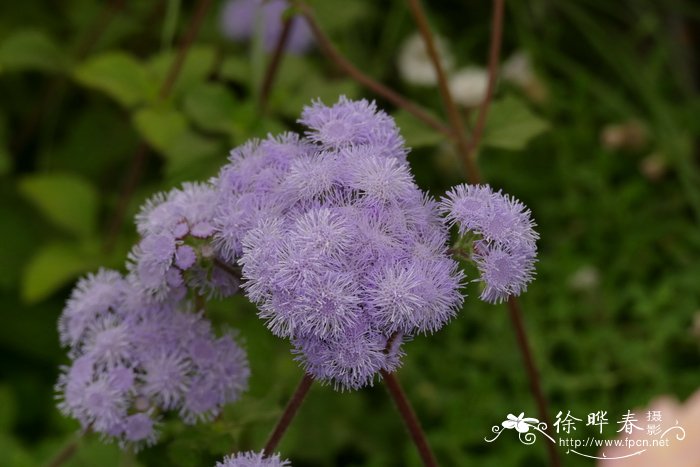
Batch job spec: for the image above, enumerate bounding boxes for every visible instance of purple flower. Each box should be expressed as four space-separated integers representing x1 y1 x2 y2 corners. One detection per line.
130 183 239 301
222 97 464 390
215 451 291 467
56 273 250 448
440 184 538 303
220 0 313 54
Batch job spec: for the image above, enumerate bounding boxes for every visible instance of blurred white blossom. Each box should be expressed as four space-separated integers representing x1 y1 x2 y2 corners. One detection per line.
448 67 488 107
397 33 454 86
502 51 548 103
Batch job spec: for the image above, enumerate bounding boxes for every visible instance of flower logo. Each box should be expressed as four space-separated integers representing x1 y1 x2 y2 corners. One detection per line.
502 412 540 433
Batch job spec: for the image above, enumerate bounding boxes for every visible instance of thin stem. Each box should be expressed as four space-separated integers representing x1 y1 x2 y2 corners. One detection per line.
259 17 294 112
507 297 561 467
463 0 505 159
263 373 314 454
45 432 82 467
380 370 438 467
297 2 452 137
104 0 213 252
406 0 481 184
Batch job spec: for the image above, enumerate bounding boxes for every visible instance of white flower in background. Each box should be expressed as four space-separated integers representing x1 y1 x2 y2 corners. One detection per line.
567 265 600 292
448 66 488 107
397 33 454 86
600 120 649 152
502 51 548 103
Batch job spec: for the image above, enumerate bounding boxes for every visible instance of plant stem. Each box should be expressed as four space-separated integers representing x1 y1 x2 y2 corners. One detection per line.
406 0 481 184
263 373 314 454
297 2 452 137
45 433 81 467
260 17 294 112
104 0 213 252
507 297 561 467
463 0 504 159
380 370 438 467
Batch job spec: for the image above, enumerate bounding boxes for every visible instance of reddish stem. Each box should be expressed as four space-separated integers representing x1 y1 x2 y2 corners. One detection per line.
381 370 438 467
263 373 314 454
260 17 294 112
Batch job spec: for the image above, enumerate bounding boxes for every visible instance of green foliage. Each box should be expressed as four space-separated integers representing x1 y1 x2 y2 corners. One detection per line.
18 173 99 238
0 30 66 73
482 95 550 150
73 52 153 107
183 82 238 135
21 242 97 303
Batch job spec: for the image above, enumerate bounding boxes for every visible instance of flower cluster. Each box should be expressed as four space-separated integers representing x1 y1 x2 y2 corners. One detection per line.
57 270 250 448
216 451 291 467
128 182 239 302
213 97 465 390
220 0 313 54
440 184 538 303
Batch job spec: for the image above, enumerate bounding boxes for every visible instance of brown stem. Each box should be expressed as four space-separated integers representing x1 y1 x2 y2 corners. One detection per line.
45 433 81 467
297 3 452 137
103 0 213 251
263 373 314 454
259 17 294 112
463 0 505 160
406 0 481 184
507 297 561 467
381 370 438 467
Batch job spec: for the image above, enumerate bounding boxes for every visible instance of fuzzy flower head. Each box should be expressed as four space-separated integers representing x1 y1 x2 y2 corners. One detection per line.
440 184 538 304
213 97 464 390
129 183 239 301
220 0 313 54
56 273 250 448
216 451 291 467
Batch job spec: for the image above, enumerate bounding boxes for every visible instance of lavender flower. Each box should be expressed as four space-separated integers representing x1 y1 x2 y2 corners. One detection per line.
440 184 538 303
129 183 239 301
216 451 291 467
211 97 464 390
56 272 250 448
220 0 313 54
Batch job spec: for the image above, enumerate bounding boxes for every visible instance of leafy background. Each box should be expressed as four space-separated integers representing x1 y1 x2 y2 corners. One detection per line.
0 0 699 466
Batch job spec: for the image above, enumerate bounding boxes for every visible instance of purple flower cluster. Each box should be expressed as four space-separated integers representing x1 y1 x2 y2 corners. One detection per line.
57 269 249 447
128 182 239 302
216 451 291 467
213 97 464 390
220 0 313 54
440 184 538 303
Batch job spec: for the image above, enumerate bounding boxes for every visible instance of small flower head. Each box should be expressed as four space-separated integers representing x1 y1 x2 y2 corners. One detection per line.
220 0 313 54
216 450 291 467
440 184 538 303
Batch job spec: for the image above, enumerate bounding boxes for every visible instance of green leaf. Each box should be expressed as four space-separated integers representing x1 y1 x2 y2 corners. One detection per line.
18 173 98 238
21 242 96 303
133 106 220 173
147 46 216 98
133 106 187 154
392 110 444 148
219 55 251 84
0 30 66 73
482 95 550 150
73 52 153 107
183 83 238 134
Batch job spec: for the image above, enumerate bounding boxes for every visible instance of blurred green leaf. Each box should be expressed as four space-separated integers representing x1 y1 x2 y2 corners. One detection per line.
482 95 550 150
18 173 98 238
147 46 216 98
183 83 238 134
0 385 16 431
73 52 153 107
21 242 95 303
219 55 251 84
0 30 66 73
0 434 35 467
393 109 445 148
133 106 187 154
